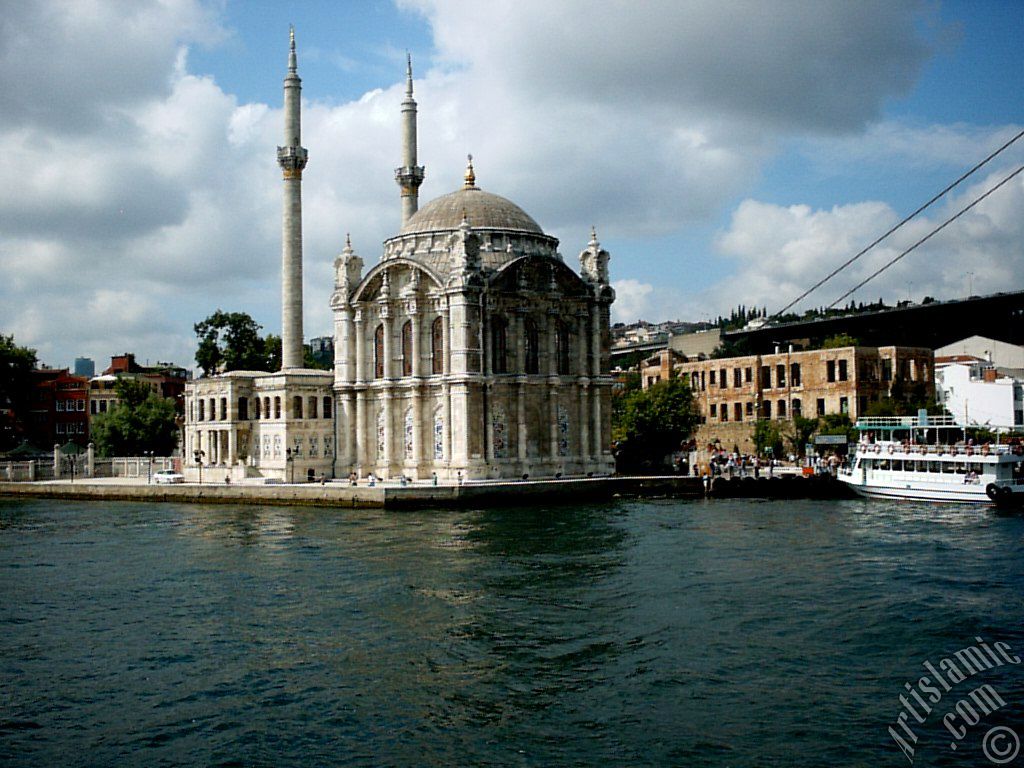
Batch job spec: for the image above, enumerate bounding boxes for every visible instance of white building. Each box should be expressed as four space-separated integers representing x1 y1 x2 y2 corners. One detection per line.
181 33 614 483
934 356 1024 429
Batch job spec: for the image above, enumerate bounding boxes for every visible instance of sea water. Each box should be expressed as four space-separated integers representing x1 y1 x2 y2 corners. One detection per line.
2 497 1022 766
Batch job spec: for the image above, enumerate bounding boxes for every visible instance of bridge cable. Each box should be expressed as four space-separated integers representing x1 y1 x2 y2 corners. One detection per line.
771 128 1024 319
827 163 1024 308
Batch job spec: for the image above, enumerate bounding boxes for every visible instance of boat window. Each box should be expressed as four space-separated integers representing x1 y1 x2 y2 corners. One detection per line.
954 462 967 474
892 460 903 471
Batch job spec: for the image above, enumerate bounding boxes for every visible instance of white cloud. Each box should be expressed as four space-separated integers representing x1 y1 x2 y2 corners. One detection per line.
5 0 1004 372
705 164 1024 314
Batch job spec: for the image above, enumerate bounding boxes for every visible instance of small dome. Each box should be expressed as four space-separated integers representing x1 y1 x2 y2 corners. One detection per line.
400 186 544 236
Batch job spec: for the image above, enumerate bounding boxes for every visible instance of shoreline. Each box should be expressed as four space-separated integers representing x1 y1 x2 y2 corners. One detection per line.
0 475 707 510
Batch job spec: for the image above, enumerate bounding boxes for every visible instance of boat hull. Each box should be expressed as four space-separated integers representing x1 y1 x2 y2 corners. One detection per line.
839 478 992 504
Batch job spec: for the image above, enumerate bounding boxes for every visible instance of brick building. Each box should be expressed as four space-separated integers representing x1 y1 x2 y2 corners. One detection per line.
642 345 934 454
27 369 90 448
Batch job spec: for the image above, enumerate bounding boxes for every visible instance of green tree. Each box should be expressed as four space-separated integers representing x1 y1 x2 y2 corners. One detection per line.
819 413 857 442
0 335 38 450
194 311 279 376
822 333 859 349
612 378 698 469
784 415 819 457
90 378 178 457
753 419 784 458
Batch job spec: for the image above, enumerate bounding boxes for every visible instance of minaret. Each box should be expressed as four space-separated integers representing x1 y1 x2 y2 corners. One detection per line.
395 53 425 226
277 26 308 370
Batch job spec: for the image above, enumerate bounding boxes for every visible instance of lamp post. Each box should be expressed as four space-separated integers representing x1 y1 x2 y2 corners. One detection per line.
286 447 294 484
144 450 154 484
193 449 205 484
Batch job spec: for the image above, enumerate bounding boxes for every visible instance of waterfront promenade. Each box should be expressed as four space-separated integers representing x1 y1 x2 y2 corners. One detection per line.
0 474 705 510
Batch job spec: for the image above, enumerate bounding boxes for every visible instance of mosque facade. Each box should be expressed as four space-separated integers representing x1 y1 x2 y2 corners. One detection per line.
182 34 615 482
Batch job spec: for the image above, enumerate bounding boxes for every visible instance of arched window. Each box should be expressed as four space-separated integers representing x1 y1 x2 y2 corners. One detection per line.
273 396 281 419
556 321 570 375
431 316 444 375
308 396 318 419
254 397 261 419
491 318 508 374
525 319 539 374
238 397 248 421
401 320 413 377
264 397 271 419
323 396 332 419
292 395 303 419
374 324 385 379
220 397 228 420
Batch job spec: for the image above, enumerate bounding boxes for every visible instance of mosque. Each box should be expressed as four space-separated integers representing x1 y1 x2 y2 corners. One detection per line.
182 31 615 482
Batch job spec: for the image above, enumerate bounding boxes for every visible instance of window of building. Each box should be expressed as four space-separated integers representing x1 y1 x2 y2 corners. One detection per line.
491 318 508 374
198 399 205 420
557 321 570 376
709 370 716 386
254 398 261 419
734 403 743 422
220 397 227 420
790 363 801 387
274 396 281 419
209 398 216 421
524 319 540 374
56 400 64 412
91 401 98 415
733 368 742 387
776 364 785 387
827 360 836 382
792 398 801 417
817 398 826 416
374 324 385 379
56 423 64 434
838 359 848 381
293 396 303 420
77 400 85 412
323 396 332 419
778 399 787 418
264 397 271 420
100 401 108 413
763 400 772 419
308 396 318 419
746 402 754 416
745 367 752 383
761 366 771 388
238 397 248 421
858 396 867 415
721 403 729 421
77 423 85 434
840 397 849 414
431 316 444 375
882 359 892 382
719 368 727 388
709 403 717 417
401 320 413 377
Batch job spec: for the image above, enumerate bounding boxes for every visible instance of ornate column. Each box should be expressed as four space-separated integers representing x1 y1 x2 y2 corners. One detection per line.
354 311 365 383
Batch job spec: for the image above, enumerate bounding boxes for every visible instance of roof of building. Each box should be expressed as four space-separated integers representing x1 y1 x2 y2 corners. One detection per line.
400 186 543 236
935 355 987 366
399 159 543 236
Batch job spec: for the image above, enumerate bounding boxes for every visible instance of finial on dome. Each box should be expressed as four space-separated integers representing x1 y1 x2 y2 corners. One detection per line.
464 154 476 189
344 232 353 252
405 52 413 97
288 25 297 74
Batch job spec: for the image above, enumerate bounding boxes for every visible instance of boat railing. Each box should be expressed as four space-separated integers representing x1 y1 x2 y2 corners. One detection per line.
854 442 1022 458
855 415 960 430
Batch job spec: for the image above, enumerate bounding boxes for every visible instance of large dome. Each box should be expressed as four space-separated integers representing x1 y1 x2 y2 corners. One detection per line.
400 186 544 236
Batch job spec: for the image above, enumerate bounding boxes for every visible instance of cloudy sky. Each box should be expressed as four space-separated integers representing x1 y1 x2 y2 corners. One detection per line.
2 0 1022 371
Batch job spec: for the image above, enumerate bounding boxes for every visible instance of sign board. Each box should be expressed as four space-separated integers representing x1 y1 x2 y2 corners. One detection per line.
815 434 848 445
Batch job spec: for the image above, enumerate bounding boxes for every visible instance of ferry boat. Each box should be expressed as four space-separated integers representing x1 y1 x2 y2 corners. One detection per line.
838 414 1024 505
